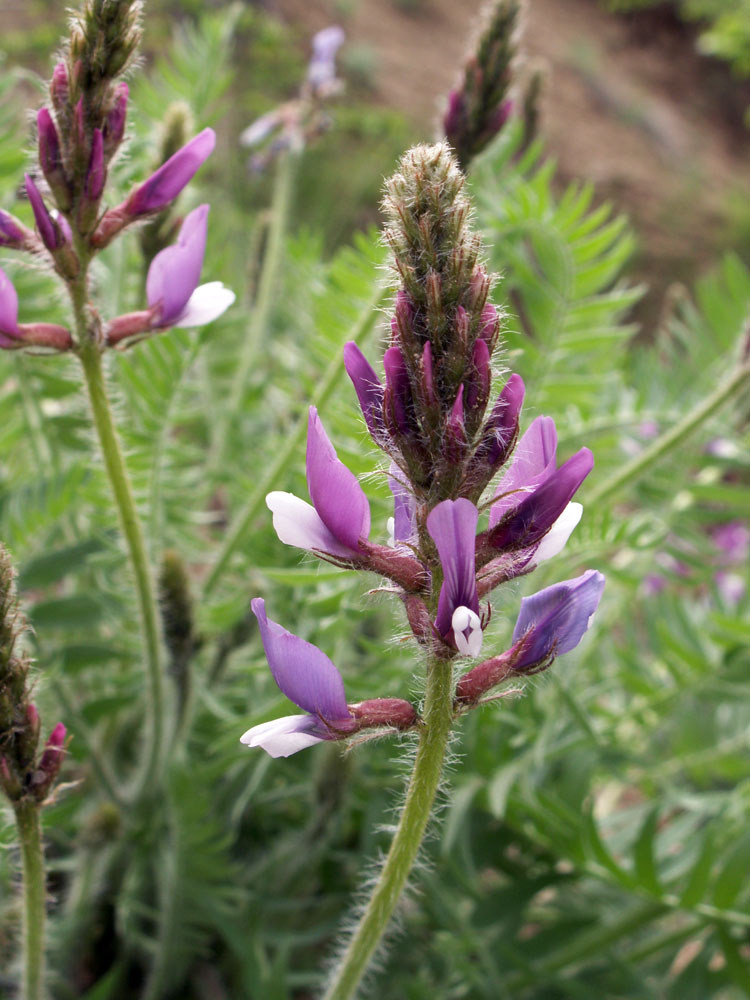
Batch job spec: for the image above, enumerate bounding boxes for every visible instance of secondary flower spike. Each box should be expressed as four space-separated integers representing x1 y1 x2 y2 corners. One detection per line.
266 407 371 560
427 498 482 656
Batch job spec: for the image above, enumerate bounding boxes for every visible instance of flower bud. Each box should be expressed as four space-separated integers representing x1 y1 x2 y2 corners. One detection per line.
50 62 69 114
349 698 417 731
37 108 72 211
103 82 129 158
24 174 66 252
0 210 36 252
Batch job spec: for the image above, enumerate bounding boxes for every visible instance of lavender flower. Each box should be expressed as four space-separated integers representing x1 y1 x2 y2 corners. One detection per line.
241 599 356 757
242 600 416 757
510 570 606 670
487 416 592 565
126 128 216 216
306 26 345 96
145 204 234 330
267 406 371 560
427 499 482 656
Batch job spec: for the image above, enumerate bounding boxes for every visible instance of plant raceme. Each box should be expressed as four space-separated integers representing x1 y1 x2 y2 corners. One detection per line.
243 143 605 757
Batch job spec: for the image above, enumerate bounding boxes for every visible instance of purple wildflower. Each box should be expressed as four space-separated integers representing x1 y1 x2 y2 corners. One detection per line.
126 128 215 216
146 204 234 329
511 570 605 671
307 26 345 94
427 499 482 656
488 415 592 564
267 407 371 560
240 599 355 757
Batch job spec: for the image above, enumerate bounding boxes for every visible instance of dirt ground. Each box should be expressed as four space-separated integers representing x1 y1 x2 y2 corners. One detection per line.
267 0 750 327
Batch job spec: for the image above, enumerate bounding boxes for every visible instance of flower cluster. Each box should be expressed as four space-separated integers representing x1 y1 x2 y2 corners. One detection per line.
0 546 65 805
242 143 604 758
0 0 233 354
239 26 345 173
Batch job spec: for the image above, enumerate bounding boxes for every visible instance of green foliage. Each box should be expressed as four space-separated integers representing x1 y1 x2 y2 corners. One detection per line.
0 6 748 1000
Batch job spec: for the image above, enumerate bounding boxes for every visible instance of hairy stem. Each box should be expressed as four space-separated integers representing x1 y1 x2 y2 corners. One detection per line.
77 338 165 797
202 281 389 598
13 801 46 1000
587 358 750 506
322 659 454 1000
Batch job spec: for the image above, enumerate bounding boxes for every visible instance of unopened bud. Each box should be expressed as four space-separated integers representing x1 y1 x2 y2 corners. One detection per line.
445 384 467 463
50 62 69 114
0 210 35 252
37 109 72 211
103 82 129 157
25 174 66 252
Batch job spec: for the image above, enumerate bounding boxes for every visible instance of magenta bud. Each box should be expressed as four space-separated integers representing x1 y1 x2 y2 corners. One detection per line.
420 340 437 409
383 345 415 440
27 703 40 729
86 129 105 200
445 384 467 462
103 83 128 156
0 210 31 250
465 336 491 415
37 109 72 211
479 303 500 353
25 174 66 251
343 341 386 443
126 128 216 217
479 374 524 465
50 62 69 112
38 722 66 782
349 698 417 731
443 89 465 144
455 304 470 349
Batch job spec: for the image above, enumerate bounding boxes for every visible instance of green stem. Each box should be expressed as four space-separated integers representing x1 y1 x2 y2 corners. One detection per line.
323 659 454 1000
202 282 389 598
13 801 46 1000
77 341 165 796
587 359 750 506
213 150 297 466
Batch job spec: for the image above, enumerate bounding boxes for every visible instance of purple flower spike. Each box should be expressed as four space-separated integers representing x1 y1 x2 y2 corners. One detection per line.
344 341 385 441
511 570 605 671
240 599 354 757
267 407 370 560
0 267 20 345
146 204 235 329
127 128 216 216
24 174 65 251
427 499 482 656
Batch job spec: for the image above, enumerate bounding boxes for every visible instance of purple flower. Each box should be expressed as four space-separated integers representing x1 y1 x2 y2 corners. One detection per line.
240 599 355 757
127 128 216 216
344 340 385 442
0 267 20 347
267 406 371 559
427 499 482 657
307 26 345 93
489 416 592 564
146 204 234 329
511 570 605 671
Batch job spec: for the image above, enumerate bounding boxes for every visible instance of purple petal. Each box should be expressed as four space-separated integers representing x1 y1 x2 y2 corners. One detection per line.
306 407 370 552
490 448 593 552
0 267 19 337
0 210 25 248
490 415 557 527
307 25 345 89
512 570 605 669
146 204 208 326
388 464 416 544
383 345 414 437
128 128 215 215
344 341 385 440
240 715 326 757
252 599 351 720
427 498 479 637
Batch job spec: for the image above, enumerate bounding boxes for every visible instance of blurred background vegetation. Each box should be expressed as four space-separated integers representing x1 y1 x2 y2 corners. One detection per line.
0 0 748 997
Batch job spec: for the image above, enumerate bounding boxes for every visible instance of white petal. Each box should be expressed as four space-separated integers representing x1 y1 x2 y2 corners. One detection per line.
240 716 323 757
386 516 395 548
534 502 583 564
239 111 280 147
454 630 471 656
452 605 483 658
178 282 235 327
452 606 471 633
266 491 354 559
467 628 483 658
